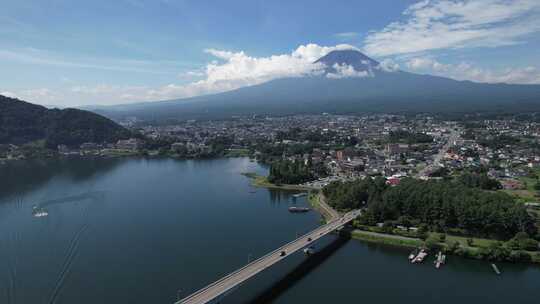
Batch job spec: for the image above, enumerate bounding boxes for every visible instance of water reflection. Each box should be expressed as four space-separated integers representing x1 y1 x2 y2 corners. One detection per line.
267 189 306 204
0 158 123 200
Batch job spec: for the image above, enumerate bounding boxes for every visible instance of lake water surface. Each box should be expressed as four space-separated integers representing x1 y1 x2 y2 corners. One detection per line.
0 157 539 304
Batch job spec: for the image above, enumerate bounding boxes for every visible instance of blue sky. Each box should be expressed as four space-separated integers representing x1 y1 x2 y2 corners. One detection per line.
1 0 540 107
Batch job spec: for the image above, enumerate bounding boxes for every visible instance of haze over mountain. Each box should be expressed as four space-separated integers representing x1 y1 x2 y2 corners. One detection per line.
89 50 540 121
0 95 130 148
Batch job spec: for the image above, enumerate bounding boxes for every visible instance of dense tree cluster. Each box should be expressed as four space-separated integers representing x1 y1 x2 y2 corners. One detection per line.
268 159 315 185
322 177 387 211
477 134 521 149
506 232 539 251
255 143 320 164
388 130 433 144
326 178 537 239
275 128 340 144
457 172 502 190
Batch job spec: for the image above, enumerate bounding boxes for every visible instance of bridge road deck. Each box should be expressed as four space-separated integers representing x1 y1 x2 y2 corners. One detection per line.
176 210 361 304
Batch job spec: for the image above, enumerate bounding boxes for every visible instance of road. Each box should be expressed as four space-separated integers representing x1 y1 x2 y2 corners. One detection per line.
176 209 361 304
416 128 460 178
314 194 340 221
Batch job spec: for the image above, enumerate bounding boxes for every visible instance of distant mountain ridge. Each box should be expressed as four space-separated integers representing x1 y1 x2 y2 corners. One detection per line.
87 49 540 121
0 95 131 148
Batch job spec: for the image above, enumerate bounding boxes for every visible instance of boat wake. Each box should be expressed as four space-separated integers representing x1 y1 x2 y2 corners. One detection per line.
5 231 21 304
47 224 88 304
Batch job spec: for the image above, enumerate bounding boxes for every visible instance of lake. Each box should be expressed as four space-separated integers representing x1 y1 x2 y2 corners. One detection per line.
0 157 539 304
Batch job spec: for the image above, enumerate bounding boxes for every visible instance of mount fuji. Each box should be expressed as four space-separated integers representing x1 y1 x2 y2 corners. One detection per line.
90 50 540 121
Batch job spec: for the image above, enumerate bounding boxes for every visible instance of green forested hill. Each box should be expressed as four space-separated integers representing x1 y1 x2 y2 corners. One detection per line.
0 95 131 148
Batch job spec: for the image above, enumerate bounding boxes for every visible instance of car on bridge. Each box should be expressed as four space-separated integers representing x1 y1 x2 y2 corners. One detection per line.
280 251 286 257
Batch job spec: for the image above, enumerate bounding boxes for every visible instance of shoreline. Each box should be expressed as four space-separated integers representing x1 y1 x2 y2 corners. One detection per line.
239 174 540 265
240 172 337 223
307 193 340 223
0 153 255 167
351 230 424 249
241 172 314 191
350 228 540 265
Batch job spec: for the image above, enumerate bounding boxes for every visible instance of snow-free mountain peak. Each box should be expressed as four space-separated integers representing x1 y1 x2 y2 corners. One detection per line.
315 49 379 73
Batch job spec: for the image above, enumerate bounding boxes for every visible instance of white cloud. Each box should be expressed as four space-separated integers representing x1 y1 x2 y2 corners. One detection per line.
138 43 359 101
4 88 59 105
327 63 371 79
201 46 325 87
292 43 360 62
179 70 205 79
5 43 360 106
1 91 18 98
405 57 540 84
335 32 359 40
377 59 401 72
406 57 448 71
364 0 540 56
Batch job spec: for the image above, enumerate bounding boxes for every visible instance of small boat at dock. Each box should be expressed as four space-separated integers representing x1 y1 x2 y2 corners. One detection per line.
491 263 501 275
288 206 311 213
408 249 418 261
434 251 446 269
411 249 428 263
292 193 308 198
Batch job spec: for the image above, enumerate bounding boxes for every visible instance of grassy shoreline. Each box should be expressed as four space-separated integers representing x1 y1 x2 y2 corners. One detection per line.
240 173 540 264
241 172 313 191
307 193 337 223
241 172 336 223
351 230 424 248
351 228 540 264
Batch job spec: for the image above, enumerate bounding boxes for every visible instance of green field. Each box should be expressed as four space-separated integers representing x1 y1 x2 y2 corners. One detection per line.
442 234 496 248
351 230 423 248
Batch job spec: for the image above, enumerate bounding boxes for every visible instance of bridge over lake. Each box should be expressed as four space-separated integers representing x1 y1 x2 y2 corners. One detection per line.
176 209 361 304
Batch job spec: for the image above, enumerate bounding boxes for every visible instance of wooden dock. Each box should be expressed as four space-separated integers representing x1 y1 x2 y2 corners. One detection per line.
491 263 501 275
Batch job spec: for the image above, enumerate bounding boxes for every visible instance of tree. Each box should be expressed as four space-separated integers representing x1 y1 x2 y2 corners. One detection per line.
447 240 460 253
397 215 413 228
458 172 501 190
364 178 536 239
268 159 314 185
479 242 511 261
506 232 539 251
439 233 446 242
417 224 429 240
466 238 474 247
388 130 433 144
425 235 441 250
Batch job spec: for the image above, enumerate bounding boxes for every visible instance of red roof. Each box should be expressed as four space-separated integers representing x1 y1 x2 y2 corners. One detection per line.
386 177 400 185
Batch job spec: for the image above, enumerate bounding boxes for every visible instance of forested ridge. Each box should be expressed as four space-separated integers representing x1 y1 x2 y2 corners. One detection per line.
0 95 131 148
